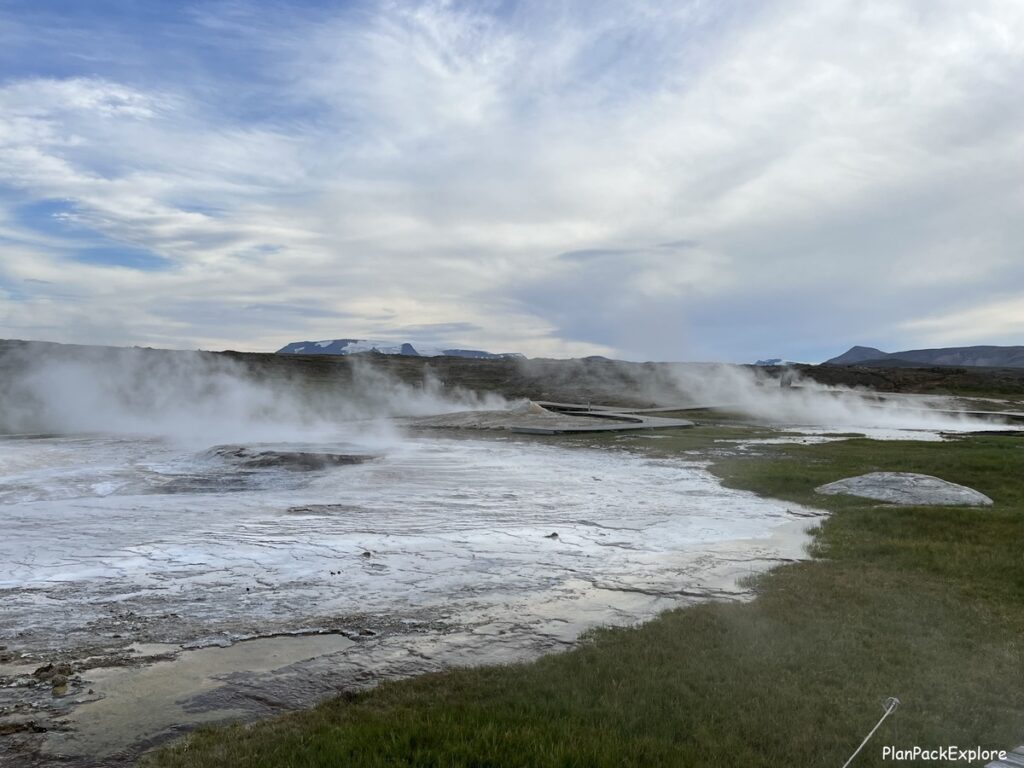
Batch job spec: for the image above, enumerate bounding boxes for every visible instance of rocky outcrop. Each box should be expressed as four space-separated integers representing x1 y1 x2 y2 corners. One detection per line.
815 472 993 506
208 445 380 470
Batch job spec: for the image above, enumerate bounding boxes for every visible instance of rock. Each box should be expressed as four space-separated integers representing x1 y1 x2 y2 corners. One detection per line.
360 551 372 559
32 662 72 681
815 472 993 506
0 720 47 736
208 446 379 471
544 532 559 539
182 636 233 649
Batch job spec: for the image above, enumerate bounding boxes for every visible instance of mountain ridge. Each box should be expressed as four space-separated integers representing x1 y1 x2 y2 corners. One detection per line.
276 338 524 360
824 344 1024 368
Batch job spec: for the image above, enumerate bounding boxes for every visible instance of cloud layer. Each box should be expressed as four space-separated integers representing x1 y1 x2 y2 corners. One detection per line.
1 0 1022 361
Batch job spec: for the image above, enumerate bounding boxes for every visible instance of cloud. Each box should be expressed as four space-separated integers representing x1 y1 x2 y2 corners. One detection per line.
902 294 1024 345
0 0 1022 361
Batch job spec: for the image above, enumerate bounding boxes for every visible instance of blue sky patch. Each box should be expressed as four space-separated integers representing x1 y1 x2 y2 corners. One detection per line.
15 198 76 231
71 245 171 270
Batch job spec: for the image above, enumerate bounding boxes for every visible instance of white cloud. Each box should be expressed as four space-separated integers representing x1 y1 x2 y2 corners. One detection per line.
0 0 1022 360
902 295 1024 345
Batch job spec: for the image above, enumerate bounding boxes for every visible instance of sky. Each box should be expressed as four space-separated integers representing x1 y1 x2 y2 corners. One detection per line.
0 0 1022 363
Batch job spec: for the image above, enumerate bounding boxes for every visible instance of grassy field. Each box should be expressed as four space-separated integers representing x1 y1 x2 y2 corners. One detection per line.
145 430 1024 767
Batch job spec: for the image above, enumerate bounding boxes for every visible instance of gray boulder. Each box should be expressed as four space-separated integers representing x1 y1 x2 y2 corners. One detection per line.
815 472 993 507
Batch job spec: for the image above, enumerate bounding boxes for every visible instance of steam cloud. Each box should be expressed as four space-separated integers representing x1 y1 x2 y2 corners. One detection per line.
663 365 997 432
0 342 1005 447
0 343 510 446
514 357 1004 433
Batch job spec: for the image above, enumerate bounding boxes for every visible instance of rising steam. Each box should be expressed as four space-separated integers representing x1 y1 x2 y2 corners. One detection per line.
514 357 1005 433
0 342 1005 447
661 364 995 432
0 343 510 446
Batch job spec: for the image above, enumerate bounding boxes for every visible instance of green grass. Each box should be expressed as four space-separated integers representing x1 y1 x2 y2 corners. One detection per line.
145 433 1024 768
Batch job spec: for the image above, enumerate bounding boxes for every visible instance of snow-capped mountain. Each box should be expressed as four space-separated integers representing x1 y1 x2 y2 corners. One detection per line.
276 339 523 360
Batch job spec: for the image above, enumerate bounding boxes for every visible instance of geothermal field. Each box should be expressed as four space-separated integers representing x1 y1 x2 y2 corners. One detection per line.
0 342 1019 767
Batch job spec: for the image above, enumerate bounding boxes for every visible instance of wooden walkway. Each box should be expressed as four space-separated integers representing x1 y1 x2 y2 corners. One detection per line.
510 401 694 435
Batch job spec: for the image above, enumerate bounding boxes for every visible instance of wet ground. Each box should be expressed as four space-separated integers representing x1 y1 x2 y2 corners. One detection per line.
0 427 823 767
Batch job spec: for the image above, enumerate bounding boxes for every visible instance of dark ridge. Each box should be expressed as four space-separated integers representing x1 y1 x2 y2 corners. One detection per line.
825 344 1024 368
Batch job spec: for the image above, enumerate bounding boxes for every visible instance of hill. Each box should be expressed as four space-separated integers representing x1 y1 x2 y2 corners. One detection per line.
824 345 1024 368
276 338 522 360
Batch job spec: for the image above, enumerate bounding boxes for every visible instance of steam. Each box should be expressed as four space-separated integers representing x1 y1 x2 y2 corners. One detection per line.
514 357 1006 433
0 342 1006 447
0 343 510 446
662 365 998 432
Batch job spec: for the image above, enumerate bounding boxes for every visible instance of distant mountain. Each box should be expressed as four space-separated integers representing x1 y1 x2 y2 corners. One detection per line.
824 345 1024 368
276 339 523 360
824 346 890 365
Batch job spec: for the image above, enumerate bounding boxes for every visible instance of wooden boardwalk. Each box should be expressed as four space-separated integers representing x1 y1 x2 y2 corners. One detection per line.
510 401 694 435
